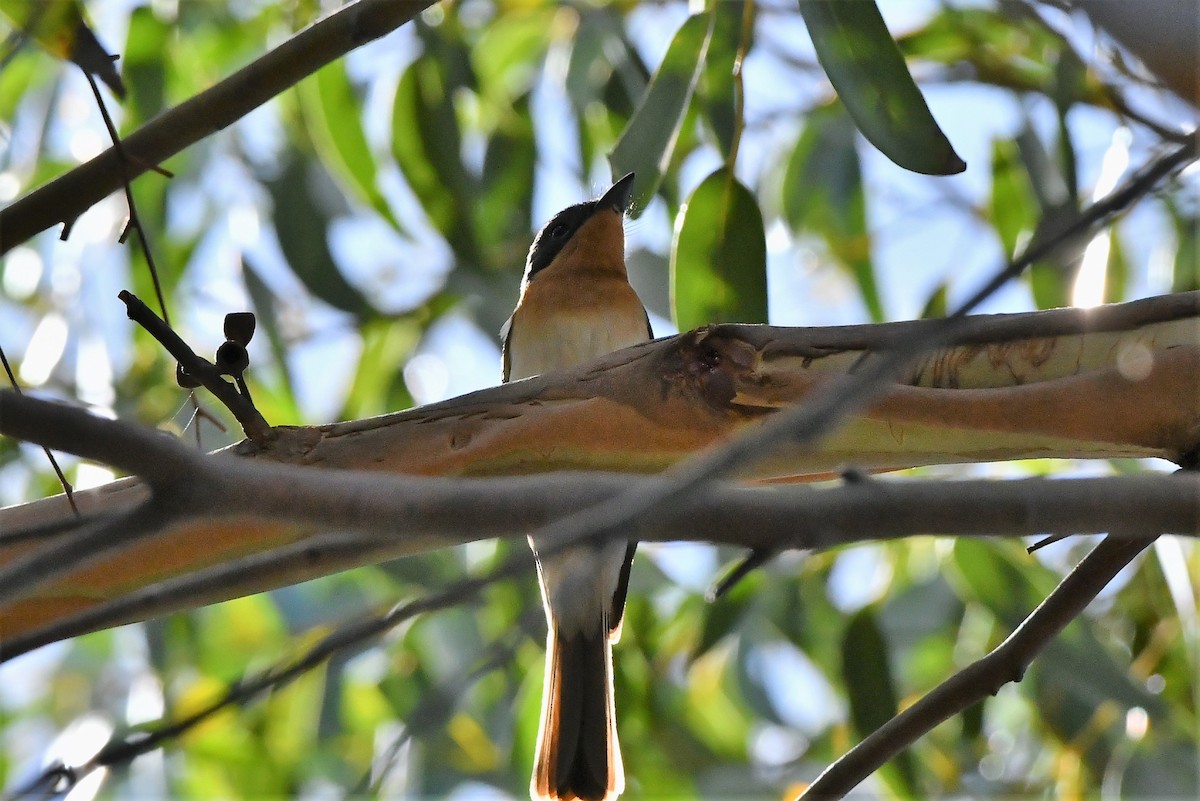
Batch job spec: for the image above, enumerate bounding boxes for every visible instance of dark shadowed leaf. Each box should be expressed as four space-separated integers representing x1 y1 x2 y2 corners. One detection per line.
121 7 168 124
301 60 402 234
671 168 767 331
697 1 747 159
783 105 883 321
798 0 964 175
610 12 713 213
391 58 479 264
266 157 373 317
841 609 919 797
477 94 536 273
241 257 294 398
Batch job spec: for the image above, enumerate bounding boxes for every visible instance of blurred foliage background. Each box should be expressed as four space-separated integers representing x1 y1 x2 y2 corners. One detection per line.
0 0 1197 799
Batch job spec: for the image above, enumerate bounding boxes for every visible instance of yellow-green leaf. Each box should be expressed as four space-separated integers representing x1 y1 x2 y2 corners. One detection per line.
671 168 767 331
0 0 125 97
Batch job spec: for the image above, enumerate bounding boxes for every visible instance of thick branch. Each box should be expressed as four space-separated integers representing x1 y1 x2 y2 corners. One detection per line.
0 390 1196 659
0 0 436 254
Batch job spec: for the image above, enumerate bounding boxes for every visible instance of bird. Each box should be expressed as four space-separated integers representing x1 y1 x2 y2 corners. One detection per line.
501 172 651 801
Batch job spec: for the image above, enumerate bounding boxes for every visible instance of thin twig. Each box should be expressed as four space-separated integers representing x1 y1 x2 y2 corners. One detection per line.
799 533 1158 799
83 74 172 322
0 345 79 516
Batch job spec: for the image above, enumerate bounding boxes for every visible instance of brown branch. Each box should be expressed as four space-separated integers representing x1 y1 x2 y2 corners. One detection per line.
0 390 1196 659
493 132 1197 597
799 532 1158 800
0 0 437 254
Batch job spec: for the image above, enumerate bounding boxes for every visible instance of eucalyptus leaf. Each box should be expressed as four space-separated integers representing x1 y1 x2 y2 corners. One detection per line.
783 105 883 321
266 157 373 317
798 0 964 175
841 609 920 798
301 60 403 234
671 168 767 331
610 12 713 213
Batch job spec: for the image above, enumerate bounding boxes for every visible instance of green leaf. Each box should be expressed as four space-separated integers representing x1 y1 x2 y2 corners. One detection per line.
782 105 883 321
470 6 554 105
697 2 747 159
301 60 403 234
691 576 755 661
340 317 418 421
989 139 1037 258
841 609 919 798
1170 213 1199 294
671 168 767 331
121 7 169 125
266 156 373 317
477 94 536 273
797 0 964 175
391 58 479 263
610 12 713 214
919 283 947 319
0 0 125 97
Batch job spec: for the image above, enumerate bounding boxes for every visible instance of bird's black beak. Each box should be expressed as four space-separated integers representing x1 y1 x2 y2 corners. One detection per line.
598 172 636 214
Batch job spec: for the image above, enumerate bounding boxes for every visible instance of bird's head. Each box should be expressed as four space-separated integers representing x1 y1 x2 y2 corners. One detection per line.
523 172 636 283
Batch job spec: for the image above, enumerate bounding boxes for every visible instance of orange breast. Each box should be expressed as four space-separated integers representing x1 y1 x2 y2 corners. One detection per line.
508 276 649 381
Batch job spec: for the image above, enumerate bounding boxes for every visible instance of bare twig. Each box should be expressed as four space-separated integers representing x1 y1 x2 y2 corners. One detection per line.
0 0 437 254
0 345 79 516
83 74 172 321
799 533 1158 800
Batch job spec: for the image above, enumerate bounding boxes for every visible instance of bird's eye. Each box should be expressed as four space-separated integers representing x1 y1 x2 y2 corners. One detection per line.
549 223 568 239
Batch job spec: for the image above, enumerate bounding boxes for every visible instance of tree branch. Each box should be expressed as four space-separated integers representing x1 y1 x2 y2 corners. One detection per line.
0 0 437 254
0 390 1196 659
119 291 270 442
799 532 1158 800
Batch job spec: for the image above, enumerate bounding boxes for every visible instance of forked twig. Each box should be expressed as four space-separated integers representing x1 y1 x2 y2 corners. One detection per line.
118 291 270 442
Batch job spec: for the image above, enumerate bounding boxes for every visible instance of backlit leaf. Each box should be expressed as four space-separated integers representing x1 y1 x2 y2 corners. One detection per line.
671 168 767 331
610 12 713 213
782 105 882 321
301 60 403 233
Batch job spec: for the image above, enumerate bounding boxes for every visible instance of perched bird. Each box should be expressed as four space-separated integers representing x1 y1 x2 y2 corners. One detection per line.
502 172 651 801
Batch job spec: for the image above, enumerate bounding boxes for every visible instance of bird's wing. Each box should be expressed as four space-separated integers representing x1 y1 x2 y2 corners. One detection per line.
500 314 514 383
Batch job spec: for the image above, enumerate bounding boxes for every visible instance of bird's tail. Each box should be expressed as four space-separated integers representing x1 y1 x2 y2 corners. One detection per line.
531 624 623 801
